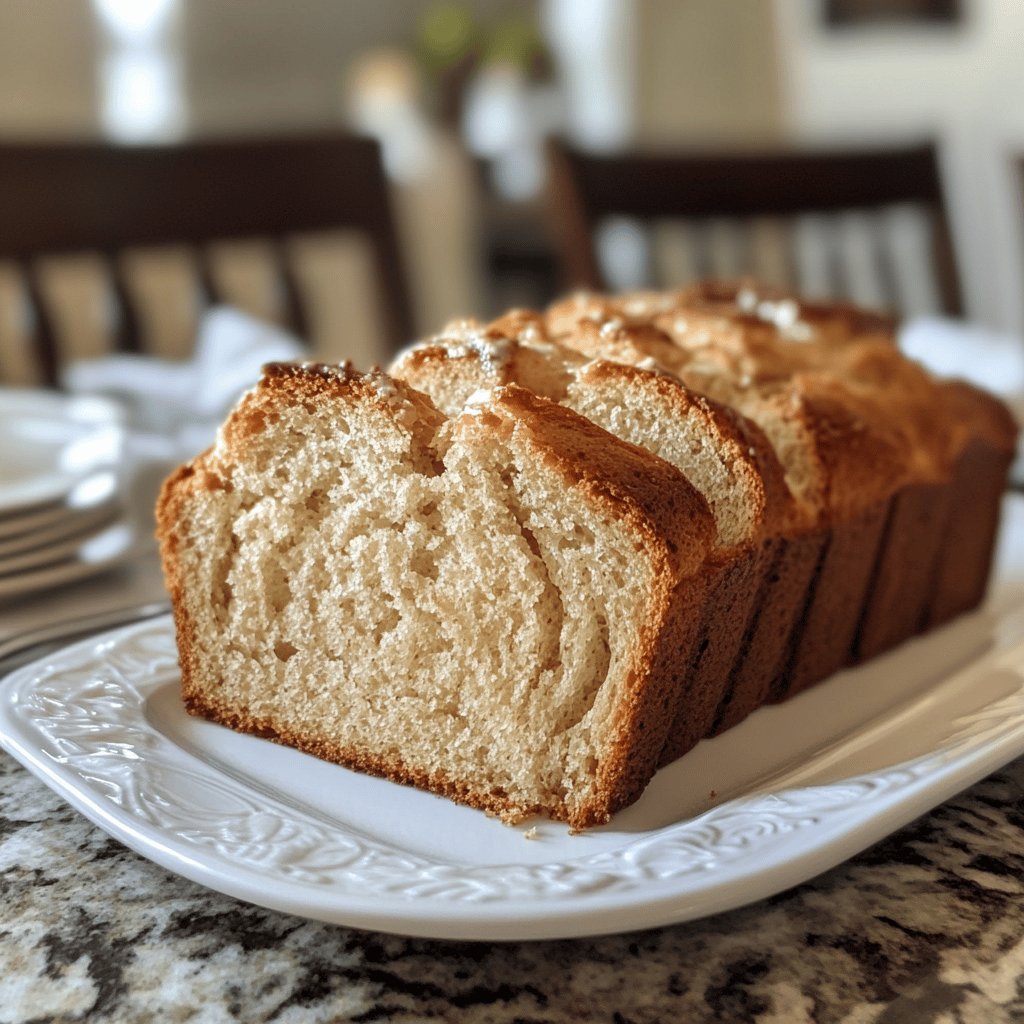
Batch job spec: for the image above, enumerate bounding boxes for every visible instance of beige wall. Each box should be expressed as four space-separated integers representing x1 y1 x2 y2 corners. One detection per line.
0 0 99 137
632 0 784 147
0 0 786 147
0 0 521 140
182 0 392 135
181 0 517 135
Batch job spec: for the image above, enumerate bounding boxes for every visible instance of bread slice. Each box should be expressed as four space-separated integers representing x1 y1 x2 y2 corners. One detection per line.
391 319 797 758
391 317 790 548
887 379 1018 638
156 361 715 828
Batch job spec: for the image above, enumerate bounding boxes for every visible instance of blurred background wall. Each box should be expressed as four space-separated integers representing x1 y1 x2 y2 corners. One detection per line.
0 0 99 136
0 0 1022 358
774 0 1024 348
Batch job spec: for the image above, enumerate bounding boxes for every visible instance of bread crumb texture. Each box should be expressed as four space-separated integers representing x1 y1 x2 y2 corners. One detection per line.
158 361 713 828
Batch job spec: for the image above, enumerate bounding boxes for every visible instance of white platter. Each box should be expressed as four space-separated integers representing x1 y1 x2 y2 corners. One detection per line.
1 574 1024 940
0 388 124 515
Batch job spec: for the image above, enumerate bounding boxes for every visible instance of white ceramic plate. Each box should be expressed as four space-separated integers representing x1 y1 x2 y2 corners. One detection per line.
0 506 124 572
0 497 122 560
0 477 120 542
2 576 1024 940
0 388 124 515
0 474 124 543
0 518 139 602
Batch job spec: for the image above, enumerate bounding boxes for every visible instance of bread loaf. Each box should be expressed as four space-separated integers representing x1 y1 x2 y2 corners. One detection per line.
157 361 714 828
157 283 1018 826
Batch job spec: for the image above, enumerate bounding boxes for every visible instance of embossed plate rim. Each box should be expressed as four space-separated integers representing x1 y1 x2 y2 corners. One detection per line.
2 597 1024 940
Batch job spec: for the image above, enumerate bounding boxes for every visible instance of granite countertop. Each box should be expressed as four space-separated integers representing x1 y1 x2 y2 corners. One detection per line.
2 746 1022 1024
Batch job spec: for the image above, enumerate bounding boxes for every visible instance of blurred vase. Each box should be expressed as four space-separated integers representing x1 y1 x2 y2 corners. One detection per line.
344 48 434 184
461 62 561 200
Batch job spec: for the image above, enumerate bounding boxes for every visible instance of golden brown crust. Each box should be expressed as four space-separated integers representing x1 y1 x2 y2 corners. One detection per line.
783 378 915 518
542 297 907 519
543 282 1003 520
156 476 192 704
394 322 798 545
573 358 796 538
939 379 1020 455
677 278 899 339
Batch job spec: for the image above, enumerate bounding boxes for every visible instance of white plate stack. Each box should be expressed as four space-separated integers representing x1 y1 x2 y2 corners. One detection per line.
0 388 136 602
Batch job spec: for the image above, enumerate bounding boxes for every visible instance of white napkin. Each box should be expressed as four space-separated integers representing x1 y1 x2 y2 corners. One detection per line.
63 306 305 464
899 316 1024 481
899 317 1024 402
63 306 305 515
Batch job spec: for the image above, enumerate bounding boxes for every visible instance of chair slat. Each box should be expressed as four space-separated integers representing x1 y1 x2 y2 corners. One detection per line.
271 239 309 344
23 265 59 386
104 251 142 355
548 140 962 318
0 134 414 384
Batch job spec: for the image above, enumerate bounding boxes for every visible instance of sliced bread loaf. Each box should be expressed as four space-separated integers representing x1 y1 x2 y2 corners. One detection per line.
157 283 1018 827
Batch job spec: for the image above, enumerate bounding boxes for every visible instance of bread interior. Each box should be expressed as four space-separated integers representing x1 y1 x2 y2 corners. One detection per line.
171 384 660 823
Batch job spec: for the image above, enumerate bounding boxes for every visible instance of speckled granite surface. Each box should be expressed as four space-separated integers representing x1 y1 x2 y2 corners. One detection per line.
2 747 1022 1024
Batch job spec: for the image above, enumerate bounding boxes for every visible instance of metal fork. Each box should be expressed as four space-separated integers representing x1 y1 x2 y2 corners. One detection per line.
0 601 171 677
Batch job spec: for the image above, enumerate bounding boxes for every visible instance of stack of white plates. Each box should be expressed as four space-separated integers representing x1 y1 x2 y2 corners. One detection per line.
0 388 137 602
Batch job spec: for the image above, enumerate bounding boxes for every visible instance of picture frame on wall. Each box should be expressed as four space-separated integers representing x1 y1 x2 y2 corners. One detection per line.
823 0 962 27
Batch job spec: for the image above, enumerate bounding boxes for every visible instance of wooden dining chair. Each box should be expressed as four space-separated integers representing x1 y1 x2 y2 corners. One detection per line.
546 140 962 318
0 134 415 385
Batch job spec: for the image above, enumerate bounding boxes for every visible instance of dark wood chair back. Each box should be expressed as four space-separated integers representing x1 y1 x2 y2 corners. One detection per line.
0 134 414 385
547 140 962 317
